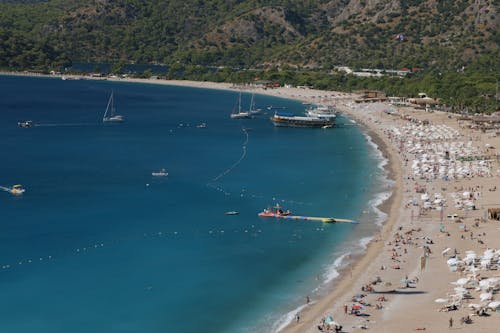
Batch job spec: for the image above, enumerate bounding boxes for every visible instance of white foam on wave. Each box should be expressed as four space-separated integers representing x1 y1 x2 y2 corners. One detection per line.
272 303 308 333
323 252 350 284
368 190 391 226
358 236 374 250
363 132 387 170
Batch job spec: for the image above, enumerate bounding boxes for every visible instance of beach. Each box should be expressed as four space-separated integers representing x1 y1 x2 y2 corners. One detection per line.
4 73 499 332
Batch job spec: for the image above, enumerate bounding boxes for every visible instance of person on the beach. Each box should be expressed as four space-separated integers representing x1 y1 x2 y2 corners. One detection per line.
296 313 300 323
449 317 453 328
344 304 348 315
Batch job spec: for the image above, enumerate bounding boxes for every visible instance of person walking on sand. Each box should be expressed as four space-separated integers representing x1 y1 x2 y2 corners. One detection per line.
449 317 453 329
296 313 300 323
344 304 348 315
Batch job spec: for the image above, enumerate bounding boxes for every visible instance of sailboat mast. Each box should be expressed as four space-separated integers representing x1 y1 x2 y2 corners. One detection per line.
238 91 242 113
104 91 114 120
249 93 254 112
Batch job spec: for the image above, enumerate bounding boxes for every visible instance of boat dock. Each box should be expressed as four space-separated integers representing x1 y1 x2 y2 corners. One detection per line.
269 215 357 223
258 205 356 223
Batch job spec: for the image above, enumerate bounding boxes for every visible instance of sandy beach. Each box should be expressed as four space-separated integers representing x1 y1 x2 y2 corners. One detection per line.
6 73 499 332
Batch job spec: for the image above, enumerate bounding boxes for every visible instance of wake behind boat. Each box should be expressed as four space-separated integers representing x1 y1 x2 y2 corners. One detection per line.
1 184 26 195
103 91 124 122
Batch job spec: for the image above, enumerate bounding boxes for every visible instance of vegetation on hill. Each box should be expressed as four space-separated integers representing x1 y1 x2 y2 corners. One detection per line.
0 0 498 112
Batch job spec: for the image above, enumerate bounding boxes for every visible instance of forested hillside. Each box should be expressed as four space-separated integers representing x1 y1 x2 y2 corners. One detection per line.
1 0 498 69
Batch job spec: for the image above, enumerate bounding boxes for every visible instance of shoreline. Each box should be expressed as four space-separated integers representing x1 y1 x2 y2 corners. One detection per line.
4 73 499 332
276 105 404 333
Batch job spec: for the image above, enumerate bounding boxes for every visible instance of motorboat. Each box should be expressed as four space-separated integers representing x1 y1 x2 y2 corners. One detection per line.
152 168 168 177
258 204 291 217
225 211 239 215
18 120 33 128
10 184 25 195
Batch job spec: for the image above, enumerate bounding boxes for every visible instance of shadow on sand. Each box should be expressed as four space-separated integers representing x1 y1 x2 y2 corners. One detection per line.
371 289 427 295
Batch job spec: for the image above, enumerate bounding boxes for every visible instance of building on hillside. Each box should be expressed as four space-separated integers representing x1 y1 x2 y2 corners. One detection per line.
388 96 410 107
354 90 387 103
471 113 500 131
407 93 440 110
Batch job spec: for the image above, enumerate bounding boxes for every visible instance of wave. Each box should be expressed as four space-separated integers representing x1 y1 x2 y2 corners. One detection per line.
363 131 387 170
358 236 374 250
272 303 308 333
368 191 391 226
323 252 350 284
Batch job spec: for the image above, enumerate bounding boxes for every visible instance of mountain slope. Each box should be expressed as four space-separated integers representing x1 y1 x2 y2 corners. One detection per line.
0 0 498 70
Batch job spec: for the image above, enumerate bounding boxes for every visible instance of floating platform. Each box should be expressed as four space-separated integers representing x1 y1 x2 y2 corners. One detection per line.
268 214 356 223
258 205 357 223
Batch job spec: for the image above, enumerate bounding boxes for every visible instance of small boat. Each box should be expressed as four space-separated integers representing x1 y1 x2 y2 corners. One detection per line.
258 204 291 217
249 93 262 115
196 123 207 128
103 91 124 122
18 120 33 128
152 168 168 177
225 211 239 215
10 184 25 195
271 113 335 128
230 92 251 119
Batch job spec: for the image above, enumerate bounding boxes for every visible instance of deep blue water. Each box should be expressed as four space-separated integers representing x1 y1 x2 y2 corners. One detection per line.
0 75 385 332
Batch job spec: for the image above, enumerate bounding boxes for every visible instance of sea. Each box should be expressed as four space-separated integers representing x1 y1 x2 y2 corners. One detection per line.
0 75 391 333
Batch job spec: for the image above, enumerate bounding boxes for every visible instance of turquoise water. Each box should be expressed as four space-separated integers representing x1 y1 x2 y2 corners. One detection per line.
0 76 386 332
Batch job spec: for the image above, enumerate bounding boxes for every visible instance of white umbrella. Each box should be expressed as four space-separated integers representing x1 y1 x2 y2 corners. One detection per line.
479 293 493 302
454 287 467 294
454 278 469 286
468 303 481 309
447 258 461 266
434 298 448 303
487 301 500 309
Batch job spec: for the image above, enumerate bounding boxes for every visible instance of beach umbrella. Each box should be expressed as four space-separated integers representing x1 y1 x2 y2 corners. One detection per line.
351 304 363 310
452 278 469 286
454 287 467 294
487 301 500 309
479 293 493 302
468 304 481 309
447 258 461 266
442 248 451 255
434 298 448 303
324 316 334 324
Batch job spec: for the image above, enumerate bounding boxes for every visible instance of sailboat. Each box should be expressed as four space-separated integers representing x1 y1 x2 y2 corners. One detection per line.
249 93 262 115
230 92 250 119
103 91 124 122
